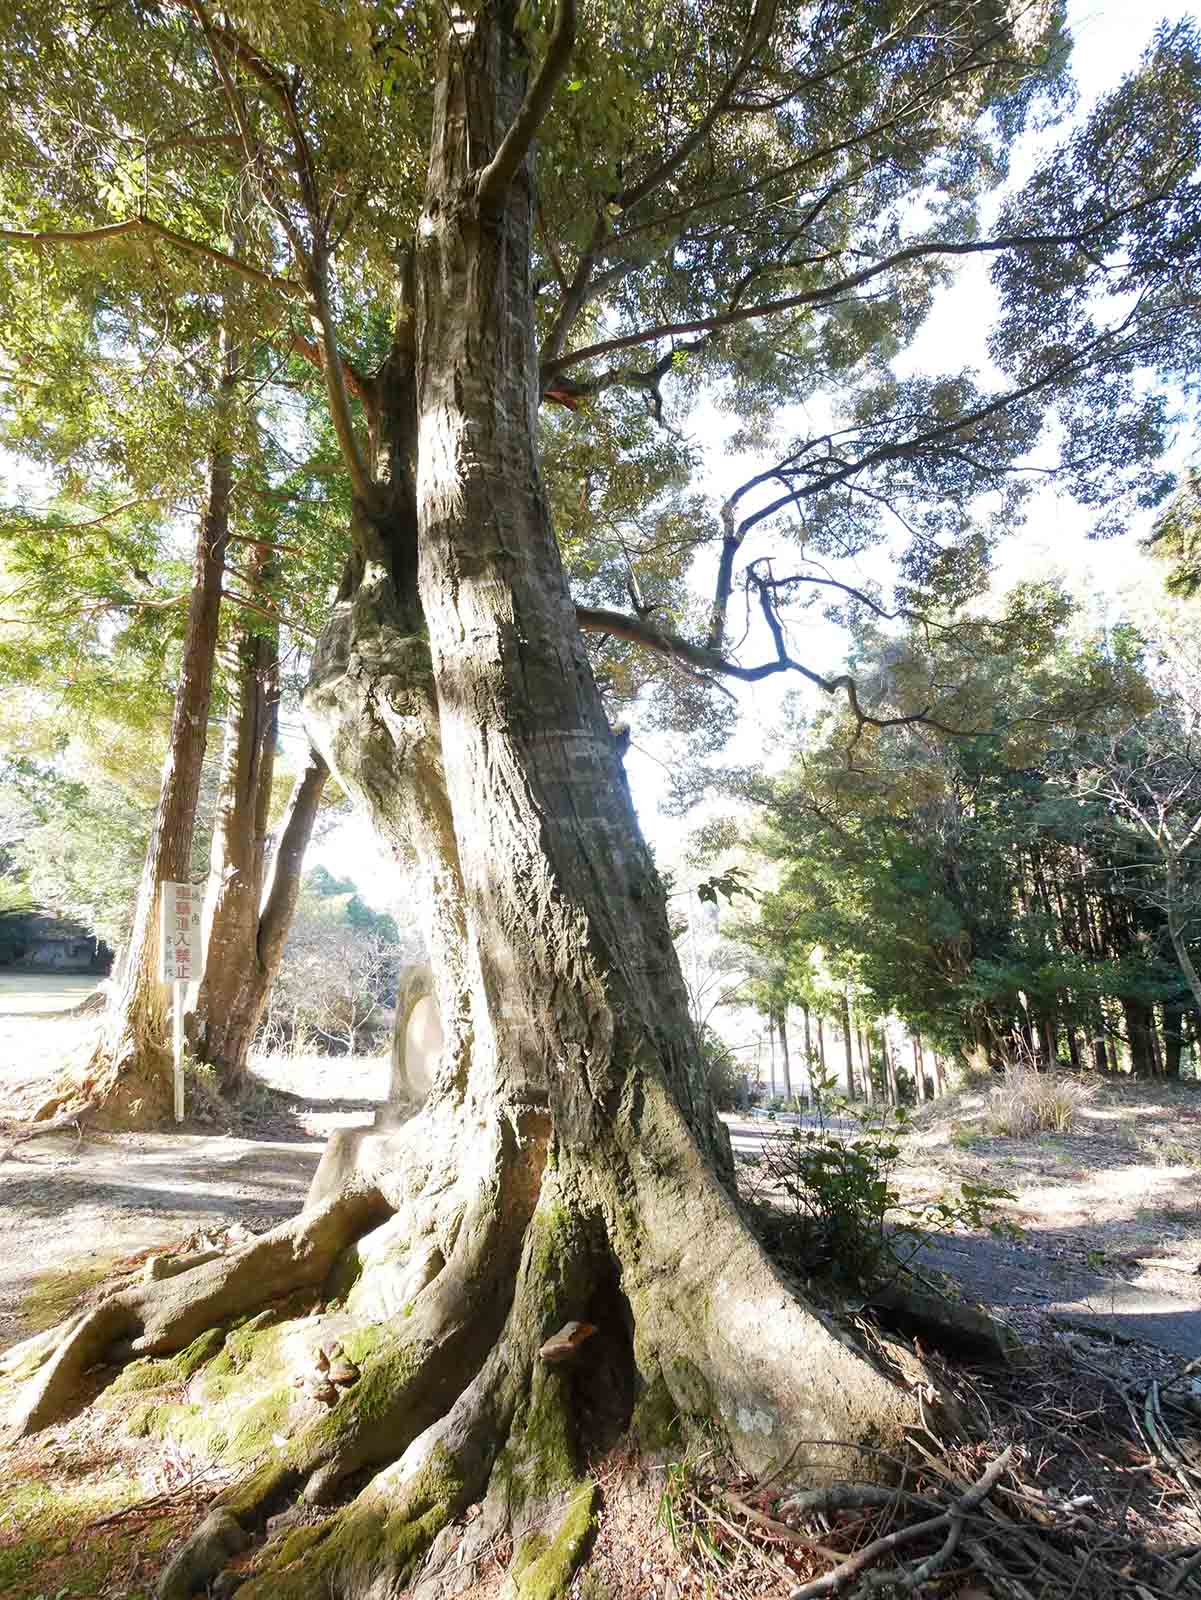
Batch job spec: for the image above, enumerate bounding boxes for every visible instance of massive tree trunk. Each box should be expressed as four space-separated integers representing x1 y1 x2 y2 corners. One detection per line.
6 14 938 1597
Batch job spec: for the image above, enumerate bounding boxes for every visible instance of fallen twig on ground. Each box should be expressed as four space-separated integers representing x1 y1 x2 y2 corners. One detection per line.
785 1447 1011 1599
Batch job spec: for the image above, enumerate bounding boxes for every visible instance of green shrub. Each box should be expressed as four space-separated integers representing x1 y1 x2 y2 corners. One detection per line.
748 1069 1013 1291
698 1027 741 1110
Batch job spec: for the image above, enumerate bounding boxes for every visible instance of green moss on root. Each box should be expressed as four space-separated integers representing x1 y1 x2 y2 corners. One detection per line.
339 1324 390 1366
630 1371 682 1452
20 1255 129 1337
492 1366 577 1515
237 1443 467 1599
106 1327 227 1398
116 1316 300 1467
275 1520 332 1565
506 1484 598 1600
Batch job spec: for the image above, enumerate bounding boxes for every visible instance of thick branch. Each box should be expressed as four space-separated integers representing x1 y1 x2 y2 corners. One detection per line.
543 211 1166 378
284 329 371 403
575 603 966 735
257 746 329 973
477 0 577 213
0 218 305 301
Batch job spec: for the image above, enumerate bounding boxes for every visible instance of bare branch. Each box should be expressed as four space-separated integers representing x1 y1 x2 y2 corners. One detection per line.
477 0 577 214
575 602 970 736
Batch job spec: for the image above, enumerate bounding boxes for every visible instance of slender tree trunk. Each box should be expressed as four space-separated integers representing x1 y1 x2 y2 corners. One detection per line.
816 1011 826 1072
1167 855 1201 1013
841 992 856 1099
1089 1008 1109 1073
188 547 281 1087
77 435 234 1125
1105 1002 1121 1074
912 1033 927 1103
1163 999 1185 1079
256 747 331 981
1065 1023 1081 1070
1041 1015 1057 1068
1122 998 1158 1076
776 1008 792 1103
858 1023 874 1104
881 1028 898 1106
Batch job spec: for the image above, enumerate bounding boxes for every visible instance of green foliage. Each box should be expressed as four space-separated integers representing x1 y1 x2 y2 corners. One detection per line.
1146 468 1201 600
748 1066 1014 1292
0 721 218 950
718 589 1199 1069
697 1025 740 1110
694 865 755 910
302 864 399 943
0 0 1195 785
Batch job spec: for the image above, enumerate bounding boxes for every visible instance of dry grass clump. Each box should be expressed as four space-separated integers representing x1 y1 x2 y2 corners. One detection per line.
987 1063 1097 1136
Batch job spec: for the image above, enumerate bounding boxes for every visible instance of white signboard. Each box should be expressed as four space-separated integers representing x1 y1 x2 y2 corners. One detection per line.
161 880 200 983
161 879 200 1123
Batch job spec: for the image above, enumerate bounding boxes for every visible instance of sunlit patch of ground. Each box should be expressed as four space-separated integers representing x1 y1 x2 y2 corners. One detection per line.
897 1076 1201 1260
0 1414 230 1600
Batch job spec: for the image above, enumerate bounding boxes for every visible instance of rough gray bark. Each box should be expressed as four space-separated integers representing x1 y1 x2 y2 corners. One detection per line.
9 13 940 1597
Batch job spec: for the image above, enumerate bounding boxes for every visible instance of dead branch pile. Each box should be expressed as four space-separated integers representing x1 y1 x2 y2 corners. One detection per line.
657 1345 1201 1600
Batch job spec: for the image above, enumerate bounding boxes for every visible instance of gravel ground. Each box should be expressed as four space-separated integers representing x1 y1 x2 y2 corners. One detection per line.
727 1078 1201 1375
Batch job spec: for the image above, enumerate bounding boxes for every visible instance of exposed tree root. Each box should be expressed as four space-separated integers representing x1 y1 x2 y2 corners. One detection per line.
87 1095 950 1600
0 1098 99 1161
222 1180 599 1600
4 1043 952 1600
3 1186 389 1439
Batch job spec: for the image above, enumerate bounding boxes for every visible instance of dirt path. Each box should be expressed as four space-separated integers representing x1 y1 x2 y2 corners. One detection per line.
0 989 388 1353
727 1079 1201 1369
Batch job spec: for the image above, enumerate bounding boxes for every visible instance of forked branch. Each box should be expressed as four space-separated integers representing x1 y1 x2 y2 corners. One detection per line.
575 599 968 737
477 0 578 213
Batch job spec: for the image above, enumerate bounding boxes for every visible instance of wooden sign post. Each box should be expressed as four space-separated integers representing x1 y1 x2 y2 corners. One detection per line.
161 881 199 1123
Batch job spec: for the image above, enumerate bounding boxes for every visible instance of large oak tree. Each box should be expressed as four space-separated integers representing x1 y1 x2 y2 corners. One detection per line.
3 2 1201 1596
